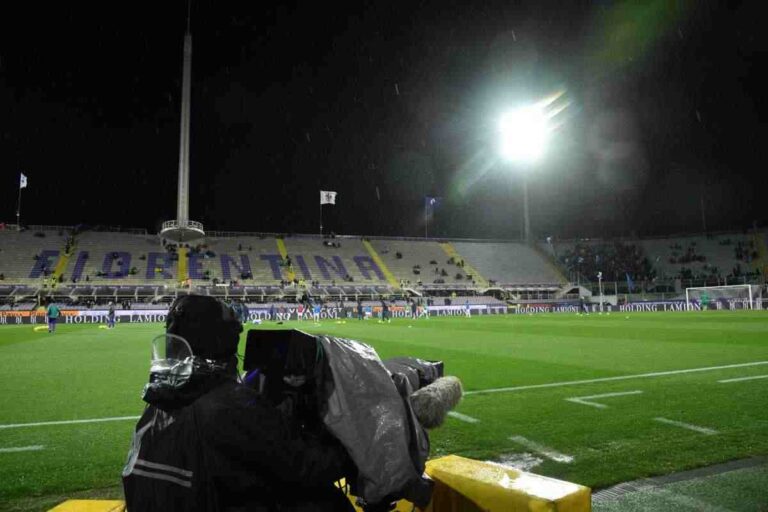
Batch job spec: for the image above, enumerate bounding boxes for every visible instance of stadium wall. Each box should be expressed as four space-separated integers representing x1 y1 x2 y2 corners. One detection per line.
3 298 766 325
511 298 766 314
0 304 508 324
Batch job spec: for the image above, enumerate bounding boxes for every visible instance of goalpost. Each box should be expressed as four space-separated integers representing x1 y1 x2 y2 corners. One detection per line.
685 284 760 311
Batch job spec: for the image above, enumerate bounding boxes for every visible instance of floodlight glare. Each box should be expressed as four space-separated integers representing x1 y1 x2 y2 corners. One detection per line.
498 106 550 163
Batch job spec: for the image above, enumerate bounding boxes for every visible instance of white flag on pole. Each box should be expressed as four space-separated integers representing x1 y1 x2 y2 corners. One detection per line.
320 190 337 205
19 173 28 189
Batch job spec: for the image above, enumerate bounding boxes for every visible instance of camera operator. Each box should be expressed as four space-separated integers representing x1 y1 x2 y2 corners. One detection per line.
122 295 355 511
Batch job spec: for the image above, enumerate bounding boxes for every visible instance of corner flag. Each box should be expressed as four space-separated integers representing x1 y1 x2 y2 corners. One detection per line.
19 173 28 189
320 190 337 205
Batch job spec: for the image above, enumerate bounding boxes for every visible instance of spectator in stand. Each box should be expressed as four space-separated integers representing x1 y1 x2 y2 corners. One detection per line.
560 241 655 283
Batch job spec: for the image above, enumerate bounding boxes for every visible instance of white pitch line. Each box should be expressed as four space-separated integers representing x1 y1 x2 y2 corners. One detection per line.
654 417 718 435
447 411 480 424
509 435 573 463
464 361 768 396
718 374 768 384
565 390 643 409
0 445 45 453
0 415 140 430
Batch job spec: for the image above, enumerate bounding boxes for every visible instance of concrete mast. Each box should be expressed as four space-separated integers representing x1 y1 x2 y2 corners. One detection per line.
161 1 204 242
176 25 191 225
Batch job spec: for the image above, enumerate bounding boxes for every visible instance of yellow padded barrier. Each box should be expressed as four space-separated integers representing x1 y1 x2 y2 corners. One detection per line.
52 251 71 281
423 455 591 512
275 237 296 282
361 239 400 287
49 500 125 512
177 246 188 283
50 457 589 512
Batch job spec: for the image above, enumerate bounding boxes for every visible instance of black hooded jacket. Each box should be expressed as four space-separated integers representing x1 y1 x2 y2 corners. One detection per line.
122 375 355 512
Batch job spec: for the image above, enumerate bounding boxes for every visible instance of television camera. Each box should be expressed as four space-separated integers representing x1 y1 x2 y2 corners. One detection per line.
242 329 462 509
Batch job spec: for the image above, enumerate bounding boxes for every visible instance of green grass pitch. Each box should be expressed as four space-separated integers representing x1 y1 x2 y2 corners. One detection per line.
1 311 767 507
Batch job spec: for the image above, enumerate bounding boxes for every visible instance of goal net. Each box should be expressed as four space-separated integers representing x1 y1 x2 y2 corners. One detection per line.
685 284 761 311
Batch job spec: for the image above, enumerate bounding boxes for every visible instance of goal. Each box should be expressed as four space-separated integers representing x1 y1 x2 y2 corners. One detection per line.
685 284 759 311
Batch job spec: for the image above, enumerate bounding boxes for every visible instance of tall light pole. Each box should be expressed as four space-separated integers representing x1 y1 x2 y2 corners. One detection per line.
498 104 550 242
161 2 205 243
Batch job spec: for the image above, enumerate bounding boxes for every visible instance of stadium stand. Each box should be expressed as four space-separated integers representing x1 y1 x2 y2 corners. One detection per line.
552 240 654 284
550 232 767 288
438 242 490 288
283 236 389 285
189 235 280 283
0 229 65 283
71 231 171 285
5 226 766 308
639 234 762 283
451 241 565 286
368 239 472 286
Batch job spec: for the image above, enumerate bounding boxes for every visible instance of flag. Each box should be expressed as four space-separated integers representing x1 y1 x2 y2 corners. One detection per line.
425 196 442 209
626 273 635 292
19 173 28 189
320 190 337 205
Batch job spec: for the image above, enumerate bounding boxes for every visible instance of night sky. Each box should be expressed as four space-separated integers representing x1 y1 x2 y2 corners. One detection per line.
1 0 765 239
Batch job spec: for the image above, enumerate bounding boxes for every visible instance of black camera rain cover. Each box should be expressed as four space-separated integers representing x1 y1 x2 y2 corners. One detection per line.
317 335 428 505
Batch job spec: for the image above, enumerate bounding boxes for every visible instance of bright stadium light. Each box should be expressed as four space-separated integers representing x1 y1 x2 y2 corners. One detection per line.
497 92 566 241
498 103 550 242
498 105 550 163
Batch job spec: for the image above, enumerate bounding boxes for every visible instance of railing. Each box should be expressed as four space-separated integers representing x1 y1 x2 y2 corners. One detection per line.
25 225 74 232
193 230 530 243
419 283 478 291
16 224 148 234
205 230 284 238
161 220 204 232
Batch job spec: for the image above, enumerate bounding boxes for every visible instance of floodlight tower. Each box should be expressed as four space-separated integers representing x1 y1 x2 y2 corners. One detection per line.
498 104 550 242
160 5 205 242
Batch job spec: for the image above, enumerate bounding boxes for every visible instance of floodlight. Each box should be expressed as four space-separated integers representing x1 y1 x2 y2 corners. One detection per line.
498 105 550 163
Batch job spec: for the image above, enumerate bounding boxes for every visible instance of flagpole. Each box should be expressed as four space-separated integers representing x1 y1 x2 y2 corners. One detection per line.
319 203 323 236
424 199 428 238
16 185 23 230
